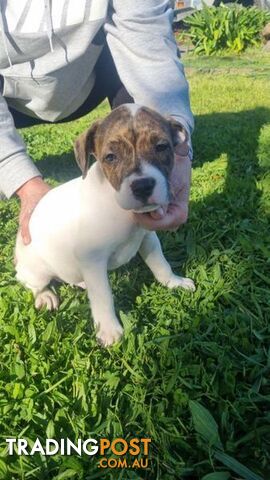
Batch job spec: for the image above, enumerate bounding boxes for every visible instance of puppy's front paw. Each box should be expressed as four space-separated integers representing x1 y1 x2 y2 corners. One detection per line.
96 321 123 347
35 289 59 310
166 274 196 292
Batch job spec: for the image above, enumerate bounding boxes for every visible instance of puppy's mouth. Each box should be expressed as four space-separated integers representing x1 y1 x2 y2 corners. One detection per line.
132 203 160 214
114 161 171 213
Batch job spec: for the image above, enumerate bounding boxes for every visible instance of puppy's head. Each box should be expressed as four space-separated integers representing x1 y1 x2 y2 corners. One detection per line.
74 104 187 212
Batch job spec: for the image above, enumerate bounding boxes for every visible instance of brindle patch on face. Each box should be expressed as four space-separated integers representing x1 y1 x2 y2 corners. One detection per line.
93 106 179 191
93 107 136 190
134 108 175 180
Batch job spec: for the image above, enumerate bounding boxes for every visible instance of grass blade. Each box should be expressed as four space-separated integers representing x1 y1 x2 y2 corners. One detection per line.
214 451 264 480
189 400 223 449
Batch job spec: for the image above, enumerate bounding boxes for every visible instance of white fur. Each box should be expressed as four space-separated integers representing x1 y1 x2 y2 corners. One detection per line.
16 163 195 346
123 103 142 116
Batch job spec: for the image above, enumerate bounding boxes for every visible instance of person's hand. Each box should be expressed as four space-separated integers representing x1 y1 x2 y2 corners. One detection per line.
134 143 192 231
16 177 51 245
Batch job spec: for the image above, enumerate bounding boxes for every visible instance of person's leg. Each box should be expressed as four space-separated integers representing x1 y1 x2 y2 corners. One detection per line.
9 108 45 129
58 32 134 121
5 31 133 129
94 34 134 110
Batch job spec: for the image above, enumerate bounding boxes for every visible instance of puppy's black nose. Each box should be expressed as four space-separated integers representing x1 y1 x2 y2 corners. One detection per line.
131 177 156 201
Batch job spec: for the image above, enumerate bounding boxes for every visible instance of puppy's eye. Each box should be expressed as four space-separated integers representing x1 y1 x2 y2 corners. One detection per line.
104 153 117 163
155 141 170 153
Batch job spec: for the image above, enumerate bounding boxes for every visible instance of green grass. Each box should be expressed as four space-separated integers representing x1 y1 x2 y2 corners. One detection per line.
0 50 270 479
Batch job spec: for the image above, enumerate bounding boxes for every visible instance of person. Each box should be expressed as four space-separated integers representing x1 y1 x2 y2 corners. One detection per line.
0 0 194 245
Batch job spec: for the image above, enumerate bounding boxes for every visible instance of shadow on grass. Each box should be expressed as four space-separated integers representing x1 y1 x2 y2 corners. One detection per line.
37 152 81 183
193 107 269 169
189 106 270 243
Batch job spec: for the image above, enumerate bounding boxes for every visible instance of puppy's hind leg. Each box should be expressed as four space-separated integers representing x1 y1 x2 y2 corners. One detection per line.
15 233 59 310
33 288 59 311
16 265 59 311
139 232 195 291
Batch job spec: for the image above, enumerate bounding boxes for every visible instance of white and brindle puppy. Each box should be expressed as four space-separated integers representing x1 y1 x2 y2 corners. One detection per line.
15 105 195 346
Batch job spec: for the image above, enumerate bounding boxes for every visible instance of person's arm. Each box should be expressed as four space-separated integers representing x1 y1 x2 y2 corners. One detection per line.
0 94 42 198
105 0 193 230
0 94 50 243
105 0 194 137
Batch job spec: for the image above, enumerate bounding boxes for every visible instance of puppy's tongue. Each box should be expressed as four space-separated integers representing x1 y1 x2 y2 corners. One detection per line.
149 206 166 220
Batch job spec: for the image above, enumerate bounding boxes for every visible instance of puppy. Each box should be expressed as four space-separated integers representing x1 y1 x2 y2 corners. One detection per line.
15 105 195 346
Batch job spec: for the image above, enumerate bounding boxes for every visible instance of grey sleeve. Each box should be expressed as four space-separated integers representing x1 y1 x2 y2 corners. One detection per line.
105 0 194 137
0 94 41 198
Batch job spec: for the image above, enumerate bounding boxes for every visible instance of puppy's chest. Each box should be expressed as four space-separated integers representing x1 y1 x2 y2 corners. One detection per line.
107 229 145 270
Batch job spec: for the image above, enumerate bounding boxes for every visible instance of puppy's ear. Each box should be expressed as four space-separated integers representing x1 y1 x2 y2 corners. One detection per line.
169 119 189 155
74 120 101 179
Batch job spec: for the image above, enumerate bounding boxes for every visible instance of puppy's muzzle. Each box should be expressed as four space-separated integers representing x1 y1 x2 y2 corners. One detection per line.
131 177 156 202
